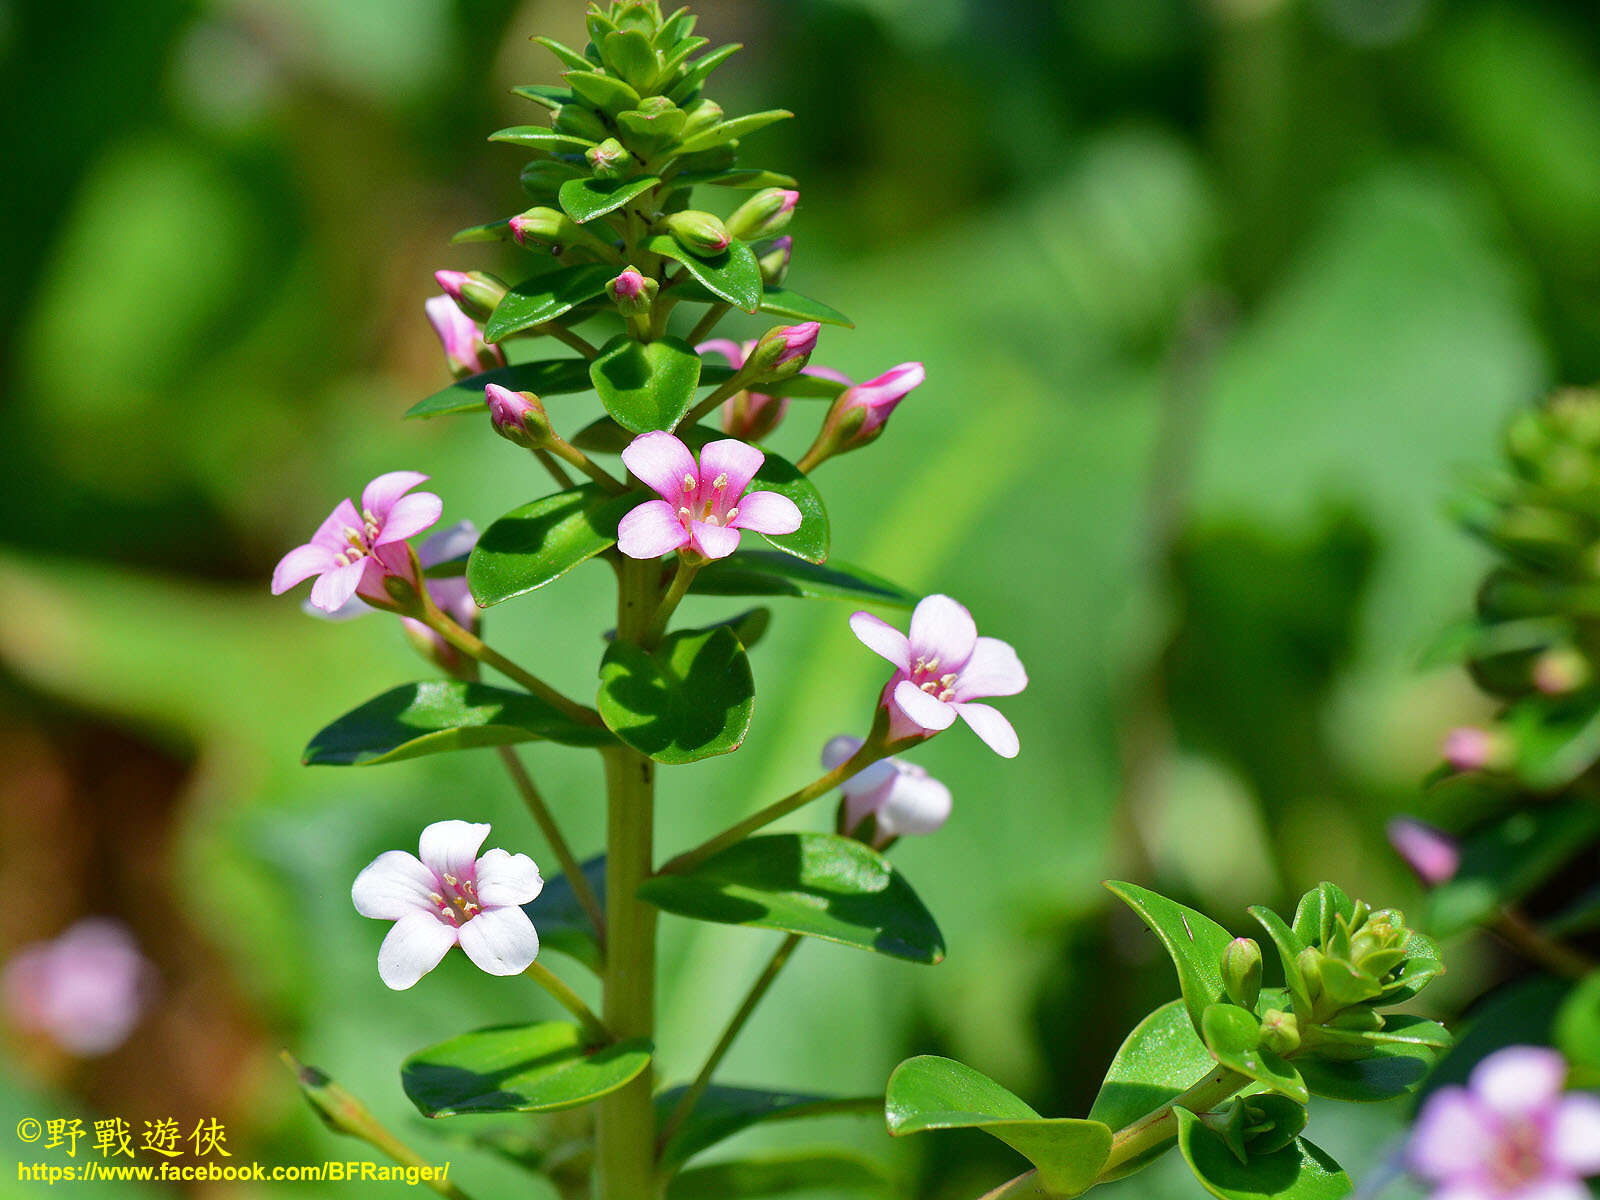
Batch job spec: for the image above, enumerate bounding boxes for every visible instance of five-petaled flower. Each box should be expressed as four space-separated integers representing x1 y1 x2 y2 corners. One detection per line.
352 820 543 990
616 432 802 561
272 472 443 613
1 919 155 1057
426 294 504 379
822 735 952 846
1407 1045 1600 1200
851 594 1027 757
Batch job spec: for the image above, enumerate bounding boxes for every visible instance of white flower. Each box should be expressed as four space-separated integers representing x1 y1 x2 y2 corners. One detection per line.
823 735 952 846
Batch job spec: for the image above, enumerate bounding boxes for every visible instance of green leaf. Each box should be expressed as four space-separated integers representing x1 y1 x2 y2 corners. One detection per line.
1554 970 1600 1076
484 265 617 342
1426 802 1600 936
668 43 741 103
667 1152 889 1200
402 1022 651 1117
488 125 597 151
676 109 793 155
1200 1005 1309 1104
451 218 513 244
639 833 945 963
693 551 917 608
1247 906 1311 1016
1506 692 1600 789
510 84 570 110
1418 614 1568 669
1304 1015 1452 1055
1290 882 1354 949
684 606 771 651
675 425 829 564
656 1086 878 1173
757 286 854 329
597 625 754 763
674 167 799 190
1175 1110 1351 1200
558 175 660 225
1105 881 1236 1036
1295 1040 1437 1102
406 360 595 419
303 681 612 765
1378 930 1446 1004
532 36 592 71
885 1057 1112 1197
1089 999 1214 1133
468 485 641 607
563 69 640 116
599 29 659 90
1243 1095 1309 1157
526 855 605 971
591 334 704 433
648 234 762 312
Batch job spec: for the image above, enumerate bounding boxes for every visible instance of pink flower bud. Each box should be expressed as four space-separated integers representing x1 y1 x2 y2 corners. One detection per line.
1441 726 1501 772
2 920 156 1057
425 295 504 379
433 269 507 323
485 383 553 449
757 235 792 285
607 266 658 317
1387 817 1461 887
804 361 926 467
726 188 800 241
744 322 820 382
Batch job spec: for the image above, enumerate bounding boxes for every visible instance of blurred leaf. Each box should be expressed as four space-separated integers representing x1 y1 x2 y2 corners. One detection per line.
1426 802 1600 936
406 360 595 419
468 484 640 607
304 681 613 765
527 856 606 971
558 175 660 225
1554 971 1600 1077
692 550 916 607
639 833 945 962
598 625 754 763
1418 977 1570 1105
656 1086 878 1173
885 1055 1112 1196
666 1151 889 1199
402 1022 650 1117
1505 693 1600 789
677 167 799 189
591 334 703 433
1200 1004 1307 1103
1174 1110 1350 1200
484 265 617 341
648 235 761 311
1105 881 1235 1036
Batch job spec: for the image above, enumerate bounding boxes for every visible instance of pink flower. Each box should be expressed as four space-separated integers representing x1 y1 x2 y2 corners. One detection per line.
272 471 443 613
1408 1046 1600 1200
1443 726 1501 772
425 294 504 379
769 321 819 369
822 735 952 846
1387 817 1461 887
352 820 543 990
610 267 647 301
2 919 155 1057
616 432 802 561
851 595 1028 757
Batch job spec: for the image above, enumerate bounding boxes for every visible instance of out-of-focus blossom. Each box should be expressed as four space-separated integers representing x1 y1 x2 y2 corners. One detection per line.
1387 817 1461 887
2 920 155 1056
821 735 951 846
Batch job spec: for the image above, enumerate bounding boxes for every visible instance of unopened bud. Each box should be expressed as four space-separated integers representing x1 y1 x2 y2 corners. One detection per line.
723 389 787 441
1222 938 1263 1010
587 137 635 179
425 295 505 379
607 266 658 317
1441 726 1506 773
485 383 554 450
743 321 819 384
509 207 612 258
662 209 731 256
1297 947 1324 1000
1259 1009 1300 1055
1387 817 1461 888
433 270 508 324
803 361 925 467
725 188 799 241
757 235 792 285
1534 647 1590 695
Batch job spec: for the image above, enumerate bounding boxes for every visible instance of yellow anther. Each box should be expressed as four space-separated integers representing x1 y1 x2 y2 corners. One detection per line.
681 473 696 491
711 472 729 490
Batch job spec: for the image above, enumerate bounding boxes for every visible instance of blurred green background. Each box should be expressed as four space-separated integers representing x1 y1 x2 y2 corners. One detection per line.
2 0 1596 1195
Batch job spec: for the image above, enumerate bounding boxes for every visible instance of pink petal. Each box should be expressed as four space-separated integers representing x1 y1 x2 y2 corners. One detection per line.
374 491 444 545
952 702 1019 758
843 776 897 834
622 431 699 501
892 679 958 732
730 490 801 536
352 851 438 921
697 338 746 368
354 555 400 606
689 519 741 560
908 594 978 671
801 364 852 386
418 820 491 881
475 849 544 908
457 906 540 976
617 499 690 560
311 498 365 551
376 913 457 990
850 611 911 670
840 759 898 799
1471 1047 1568 1117
1550 1093 1600 1173
272 543 339 594
417 520 479 569
1510 1184 1591 1200
1431 1186 1497 1200
697 438 764 498
1409 1088 1496 1180
309 559 366 613
821 734 864 771
880 770 953 838
362 471 430 520
1388 817 1461 887
952 636 1028 701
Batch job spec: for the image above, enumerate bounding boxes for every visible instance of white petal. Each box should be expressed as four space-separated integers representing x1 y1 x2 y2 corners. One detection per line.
954 702 1020 758
688 519 741 560
308 559 365 612
475 849 544 907
820 734 863 771
1550 1092 1600 1173
272 543 338 594
907 594 977 671
892 679 957 732
416 520 479 569
457 906 540 976
1510 1183 1592 1200
729 490 801 536
1471 1047 1568 1117
418 820 491 881
376 913 457 990
879 770 953 838
352 851 438 920
952 637 1028 701
849 611 910 670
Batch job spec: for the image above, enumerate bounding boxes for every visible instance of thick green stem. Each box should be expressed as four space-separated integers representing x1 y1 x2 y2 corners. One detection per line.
657 933 802 1150
595 555 664 1200
658 739 887 875
1101 1064 1248 1173
524 961 612 1043
496 747 605 950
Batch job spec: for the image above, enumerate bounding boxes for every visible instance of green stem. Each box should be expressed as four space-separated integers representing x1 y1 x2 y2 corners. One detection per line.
524 960 612 1044
543 323 600 359
658 739 888 875
422 606 601 728
595 554 664 1200
1491 907 1597 980
642 557 701 648
496 746 605 952
657 933 802 1150
686 303 731 346
1100 1064 1248 1173
546 437 628 494
533 448 576 490
680 377 748 430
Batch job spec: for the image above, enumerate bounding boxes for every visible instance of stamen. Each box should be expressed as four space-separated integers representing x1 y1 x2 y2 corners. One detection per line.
926 657 941 672
939 673 957 688
678 506 692 521
704 515 720 526
711 472 729 491
681 473 696 492
725 507 738 523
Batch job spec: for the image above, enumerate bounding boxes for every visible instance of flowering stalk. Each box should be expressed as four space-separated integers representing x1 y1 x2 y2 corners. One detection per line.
524 961 612 1044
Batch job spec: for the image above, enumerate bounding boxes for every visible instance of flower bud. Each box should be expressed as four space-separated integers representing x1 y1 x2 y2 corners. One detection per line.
485 383 555 450
1259 1009 1301 1055
744 321 819 382
1441 726 1506 773
1348 908 1407 980
607 265 658 317
509 207 612 259
1221 938 1263 1010
587 137 636 179
1297 946 1324 1000
425 295 505 379
662 209 731 255
1387 817 1461 888
680 98 724 138
1533 647 1590 695
803 361 925 466
433 270 508 324
757 236 792 285
725 188 799 241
